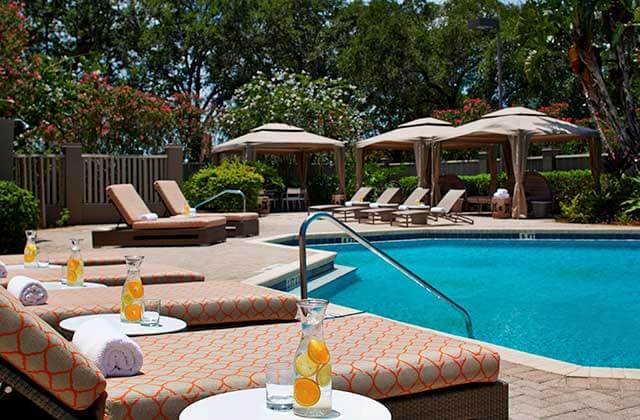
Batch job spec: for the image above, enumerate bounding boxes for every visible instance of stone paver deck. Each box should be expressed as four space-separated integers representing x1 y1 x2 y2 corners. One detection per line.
7 213 640 419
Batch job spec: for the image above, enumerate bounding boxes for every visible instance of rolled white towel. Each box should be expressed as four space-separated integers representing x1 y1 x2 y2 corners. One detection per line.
493 188 510 199
189 207 197 217
140 213 158 221
345 201 353 207
369 203 380 208
72 318 143 377
7 276 48 306
0 260 6 278
430 206 446 214
398 205 409 211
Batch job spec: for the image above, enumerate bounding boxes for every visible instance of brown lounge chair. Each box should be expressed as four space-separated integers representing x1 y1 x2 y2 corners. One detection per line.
1 263 205 288
392 189 473 226
308 186 373 213
154 180 259 237
92 184 227 247
506 171 554 218
0 287 508 420
0 249 127 266
26 281 298 330
332 187 403 222
358 187 430 224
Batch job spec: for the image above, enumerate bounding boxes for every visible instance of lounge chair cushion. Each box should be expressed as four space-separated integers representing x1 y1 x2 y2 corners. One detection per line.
0 287 106 411
154 180 189 215
132 215 226 230
0 249 126 266
2 263 206 288
105 314 499 419
28 281 298 329
106 184 152 225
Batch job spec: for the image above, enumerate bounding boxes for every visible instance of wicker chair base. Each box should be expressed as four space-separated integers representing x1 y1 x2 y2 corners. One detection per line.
92 224 226 247
382 381 508 420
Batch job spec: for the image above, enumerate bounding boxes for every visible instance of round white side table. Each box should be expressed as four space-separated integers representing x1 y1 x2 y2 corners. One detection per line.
60 313 186 336
44 281 107 290
179 388 391 420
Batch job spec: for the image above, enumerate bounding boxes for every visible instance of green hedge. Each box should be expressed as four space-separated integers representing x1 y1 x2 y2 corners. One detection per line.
182 159 264 212
307 174 338 205
0 181 40 253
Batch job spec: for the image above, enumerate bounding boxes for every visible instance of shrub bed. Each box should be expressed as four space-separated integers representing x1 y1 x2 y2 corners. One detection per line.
182 160 264 212
0 181 40 253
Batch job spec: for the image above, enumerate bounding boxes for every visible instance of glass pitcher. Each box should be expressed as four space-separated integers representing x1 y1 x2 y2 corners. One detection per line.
121 256 144 323
66 239 84 287
23 230 38 268
293 299 332 417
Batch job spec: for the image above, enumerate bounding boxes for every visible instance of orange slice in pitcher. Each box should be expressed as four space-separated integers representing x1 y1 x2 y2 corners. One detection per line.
308 339 330 364
295 352 318 377
294 378 320 407
124 304 142 321
126 281 144 299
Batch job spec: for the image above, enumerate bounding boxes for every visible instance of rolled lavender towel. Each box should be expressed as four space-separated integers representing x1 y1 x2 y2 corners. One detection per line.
0 260 6 278
7 276 48 306
72 318 143 377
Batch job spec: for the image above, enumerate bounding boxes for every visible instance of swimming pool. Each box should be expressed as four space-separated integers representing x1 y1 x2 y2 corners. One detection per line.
307 238 640 368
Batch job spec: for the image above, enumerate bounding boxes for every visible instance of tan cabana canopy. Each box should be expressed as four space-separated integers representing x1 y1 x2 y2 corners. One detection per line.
212 123 346 193
355 117 455 190
433 107 601 218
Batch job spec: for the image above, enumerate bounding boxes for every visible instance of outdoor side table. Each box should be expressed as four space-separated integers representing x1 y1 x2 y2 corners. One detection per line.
491 197 512 218
179 388 391 420
60 314 187 336
331 194 346 205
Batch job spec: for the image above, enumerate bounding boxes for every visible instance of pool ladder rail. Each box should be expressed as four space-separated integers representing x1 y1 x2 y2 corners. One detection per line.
195 189 247 212
298 212 474 338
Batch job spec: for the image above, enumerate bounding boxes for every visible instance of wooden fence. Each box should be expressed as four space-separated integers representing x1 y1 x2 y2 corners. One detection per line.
13 155 65 226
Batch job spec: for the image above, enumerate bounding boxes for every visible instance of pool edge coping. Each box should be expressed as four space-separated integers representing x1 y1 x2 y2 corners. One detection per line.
246 227 640 380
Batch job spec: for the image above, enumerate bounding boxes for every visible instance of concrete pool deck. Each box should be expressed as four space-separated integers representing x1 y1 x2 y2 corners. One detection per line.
13 213 640 419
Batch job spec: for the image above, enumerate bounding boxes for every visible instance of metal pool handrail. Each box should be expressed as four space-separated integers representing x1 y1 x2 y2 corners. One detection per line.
298 212 474 338
195 189 246 212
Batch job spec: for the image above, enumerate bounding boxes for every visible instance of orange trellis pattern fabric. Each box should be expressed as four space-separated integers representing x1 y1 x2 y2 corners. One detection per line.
0 287 106 411
105 315 499 419
0 250 126 266
29 281 298 329
2 263 205 288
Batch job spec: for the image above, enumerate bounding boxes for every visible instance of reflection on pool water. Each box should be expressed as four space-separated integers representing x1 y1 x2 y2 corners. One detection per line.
309 239 640 368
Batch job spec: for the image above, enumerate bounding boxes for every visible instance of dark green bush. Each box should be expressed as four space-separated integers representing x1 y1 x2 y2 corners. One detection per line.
459 173 507 196
182 159 264 212
248 161 285 192
362 162 406 197
0 181 40 253
398 176 418 196
307 174 338 205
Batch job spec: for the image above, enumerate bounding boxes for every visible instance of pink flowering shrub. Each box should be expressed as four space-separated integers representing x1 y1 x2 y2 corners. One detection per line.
432 98 493 126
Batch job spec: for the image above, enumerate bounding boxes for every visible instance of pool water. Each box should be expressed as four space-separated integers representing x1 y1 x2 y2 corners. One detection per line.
309 239 640 368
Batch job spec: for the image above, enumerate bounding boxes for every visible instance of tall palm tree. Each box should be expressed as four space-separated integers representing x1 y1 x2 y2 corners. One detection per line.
569 0 639 174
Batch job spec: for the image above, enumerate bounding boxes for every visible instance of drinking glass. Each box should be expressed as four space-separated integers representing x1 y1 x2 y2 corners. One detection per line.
38 253 50 268
265 362 293 411
140 298 161 326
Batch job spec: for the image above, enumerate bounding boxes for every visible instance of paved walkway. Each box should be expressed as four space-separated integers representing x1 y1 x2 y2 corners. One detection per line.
12 213 640 419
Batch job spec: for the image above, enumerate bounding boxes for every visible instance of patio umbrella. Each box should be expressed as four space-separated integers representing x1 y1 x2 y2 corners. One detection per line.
355 117 455 188
434 107 600 218
212 123 345 192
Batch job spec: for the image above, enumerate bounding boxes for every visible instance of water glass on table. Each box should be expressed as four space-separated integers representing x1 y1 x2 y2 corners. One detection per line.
140 298 161 326
266 362 293 411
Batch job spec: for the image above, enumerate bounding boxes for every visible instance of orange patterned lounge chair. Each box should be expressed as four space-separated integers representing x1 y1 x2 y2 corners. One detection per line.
1 263 205 288
92 184 227 247
0 286 508 420
26 281 298 330
154 180 259 237
0 249 127 266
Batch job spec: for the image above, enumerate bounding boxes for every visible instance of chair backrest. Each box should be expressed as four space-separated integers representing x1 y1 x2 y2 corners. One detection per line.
350 187 372 203
0 287 106 412
403 188 430 206
436 189 466 213
505 172 553 202
439 174 465 195
154 180 189 216
106 184 151 225
375 187 402 204
286 188 305 198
